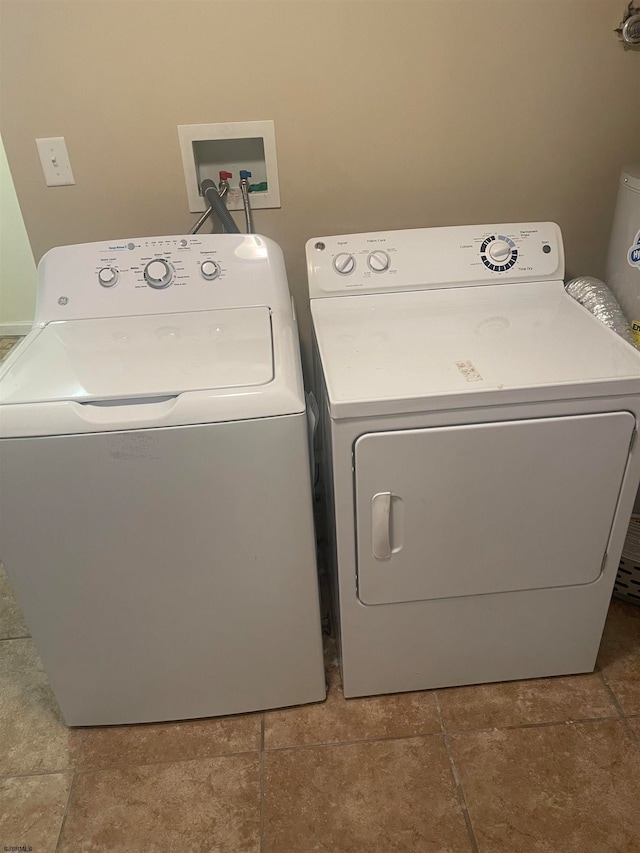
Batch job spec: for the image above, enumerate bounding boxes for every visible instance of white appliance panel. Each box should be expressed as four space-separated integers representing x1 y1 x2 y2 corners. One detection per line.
1 308 273 405
307 222 563 298
34 234 291 325
324 395 640 698
0 415 325 725
355 413 634 605
311 282 640 419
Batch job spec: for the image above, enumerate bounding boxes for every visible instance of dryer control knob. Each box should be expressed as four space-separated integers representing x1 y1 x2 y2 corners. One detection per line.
98 266 119 287
367 250 390 272
333 253 356 275
201 260 221 281
144 259 173 288
487 240 511 264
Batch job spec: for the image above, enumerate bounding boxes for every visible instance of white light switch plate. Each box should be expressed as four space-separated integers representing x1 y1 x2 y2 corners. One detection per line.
36 137 75 186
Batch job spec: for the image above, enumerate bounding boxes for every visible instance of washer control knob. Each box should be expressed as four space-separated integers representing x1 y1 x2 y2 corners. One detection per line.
144 259 173 288
487 240 511 264
201 260 221 281
367 250 390 273
333 253 356 275
98 266 119 287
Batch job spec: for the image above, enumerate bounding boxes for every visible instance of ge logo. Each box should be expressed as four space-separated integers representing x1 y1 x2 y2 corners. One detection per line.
58 296 69 305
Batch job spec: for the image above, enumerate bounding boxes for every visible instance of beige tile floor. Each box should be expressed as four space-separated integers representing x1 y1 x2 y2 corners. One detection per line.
0 562 639 853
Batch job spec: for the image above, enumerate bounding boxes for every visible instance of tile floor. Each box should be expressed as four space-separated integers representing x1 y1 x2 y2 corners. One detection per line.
0 561 639 853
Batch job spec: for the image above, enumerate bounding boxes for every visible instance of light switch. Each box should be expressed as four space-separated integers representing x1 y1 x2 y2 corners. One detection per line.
35 137 75 186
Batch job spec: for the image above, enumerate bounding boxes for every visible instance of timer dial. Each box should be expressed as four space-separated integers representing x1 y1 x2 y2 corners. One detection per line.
144 259 173 288
333 253 356 275
367 250 390 273
480 235 518 272
487 241 511 264
98 267 119 287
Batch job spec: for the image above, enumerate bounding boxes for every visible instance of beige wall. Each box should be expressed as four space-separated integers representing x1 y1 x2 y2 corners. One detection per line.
0 133 36 329
1 0 638 354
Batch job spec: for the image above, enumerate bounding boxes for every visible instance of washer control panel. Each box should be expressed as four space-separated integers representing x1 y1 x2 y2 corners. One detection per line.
307 222 564 298
36 234 288 324
90 236 230 293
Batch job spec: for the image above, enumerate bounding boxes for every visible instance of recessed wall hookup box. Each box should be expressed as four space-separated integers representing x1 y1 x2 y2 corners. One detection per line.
178 120 280 213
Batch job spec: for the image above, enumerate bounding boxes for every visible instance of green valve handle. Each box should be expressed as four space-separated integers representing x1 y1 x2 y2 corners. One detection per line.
249 181 268 193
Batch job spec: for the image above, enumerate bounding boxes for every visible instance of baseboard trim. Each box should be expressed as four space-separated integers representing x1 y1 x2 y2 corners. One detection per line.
0 321 32 336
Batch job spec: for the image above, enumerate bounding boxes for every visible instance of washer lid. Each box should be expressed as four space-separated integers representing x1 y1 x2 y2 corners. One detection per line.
311 280 640 418
1 307 274 405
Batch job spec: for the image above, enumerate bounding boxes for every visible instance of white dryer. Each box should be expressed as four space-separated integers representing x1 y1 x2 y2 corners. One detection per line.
0 234 325 725
307 223 640 698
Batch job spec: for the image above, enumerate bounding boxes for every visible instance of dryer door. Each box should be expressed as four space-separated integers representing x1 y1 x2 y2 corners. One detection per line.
354 412 634 605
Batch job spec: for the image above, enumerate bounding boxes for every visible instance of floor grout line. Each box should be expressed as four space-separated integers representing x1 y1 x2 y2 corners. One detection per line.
596 669 627 720
262 712 625 755
54 756 78 853
434 692 479 853
446 713 623 736
598 674 640 748
263 728 445 754
626 720 640 749
0 747 263 779
0 766 77 782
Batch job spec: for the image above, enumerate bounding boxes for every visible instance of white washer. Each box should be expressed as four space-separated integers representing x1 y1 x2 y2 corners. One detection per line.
0 233 325 725
307 222 640 698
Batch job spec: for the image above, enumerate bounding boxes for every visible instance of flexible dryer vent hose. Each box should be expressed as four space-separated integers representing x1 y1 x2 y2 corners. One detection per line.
565 276 637 348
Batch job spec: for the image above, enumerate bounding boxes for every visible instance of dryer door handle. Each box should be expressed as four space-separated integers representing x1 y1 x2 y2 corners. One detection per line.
372 492 392 560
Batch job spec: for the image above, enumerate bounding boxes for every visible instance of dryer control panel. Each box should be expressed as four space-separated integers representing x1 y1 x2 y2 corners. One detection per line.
307 222 564 298
34 234 291 325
